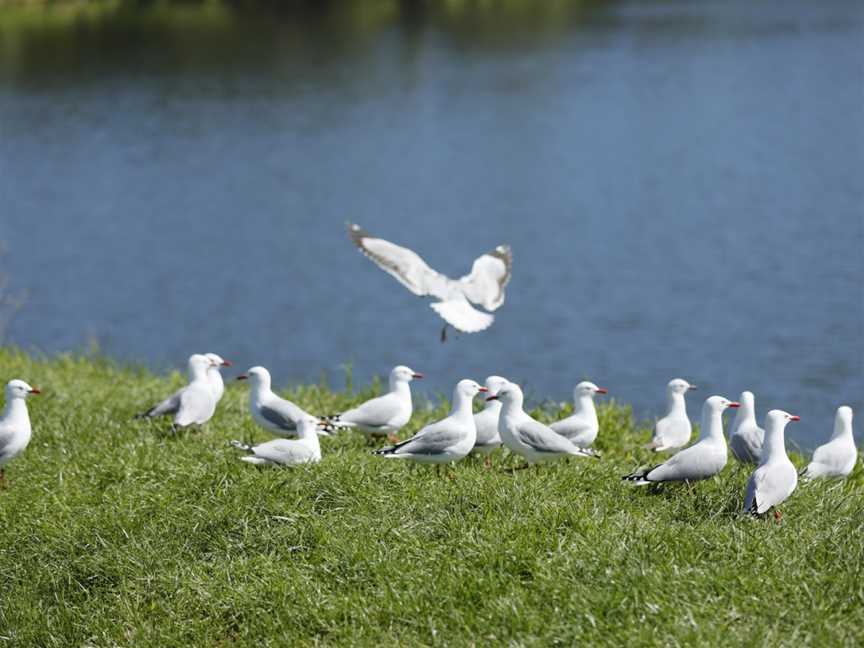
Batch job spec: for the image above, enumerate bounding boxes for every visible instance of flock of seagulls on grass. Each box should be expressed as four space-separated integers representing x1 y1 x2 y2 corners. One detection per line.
0 224 859 522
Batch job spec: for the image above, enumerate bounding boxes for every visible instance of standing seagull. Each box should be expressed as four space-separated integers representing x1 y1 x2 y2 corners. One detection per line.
236 366 319 437
744 410 800 520
0 379 41 487
320 365 422 441
645 379 697 452
549 381 608 450
373 379 486 466
801 406 857 480
347 223 512 341
231 416 325 467
135 354 219 429
204 353 232 403
623 395 738 485
471 375 509 456
729 391 765 464
492 381 599 466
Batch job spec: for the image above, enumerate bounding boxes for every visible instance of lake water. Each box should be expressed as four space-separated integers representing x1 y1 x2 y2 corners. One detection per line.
1 0 862 447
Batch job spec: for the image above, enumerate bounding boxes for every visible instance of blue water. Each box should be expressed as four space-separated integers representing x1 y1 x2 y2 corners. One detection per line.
1 0 862 447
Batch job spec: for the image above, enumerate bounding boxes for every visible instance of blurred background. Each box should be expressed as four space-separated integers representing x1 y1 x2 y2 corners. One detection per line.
0 0 861 447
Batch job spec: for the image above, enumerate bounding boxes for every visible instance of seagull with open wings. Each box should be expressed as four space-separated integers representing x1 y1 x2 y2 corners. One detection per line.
347 223 512 341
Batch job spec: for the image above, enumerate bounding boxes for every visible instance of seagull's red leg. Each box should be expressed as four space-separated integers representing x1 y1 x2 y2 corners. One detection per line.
774 509 783 524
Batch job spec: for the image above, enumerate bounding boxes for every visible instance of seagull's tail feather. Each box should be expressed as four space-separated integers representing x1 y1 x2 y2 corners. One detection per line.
576 447 602 459
318 414 356 434
230 440 253 453
241 456 273 466
622 466 658 486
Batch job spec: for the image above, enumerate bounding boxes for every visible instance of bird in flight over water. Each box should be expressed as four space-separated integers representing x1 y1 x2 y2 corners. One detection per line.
347 222 512 341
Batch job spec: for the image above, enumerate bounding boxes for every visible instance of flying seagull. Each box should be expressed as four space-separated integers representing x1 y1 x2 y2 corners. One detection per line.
347 222 512 341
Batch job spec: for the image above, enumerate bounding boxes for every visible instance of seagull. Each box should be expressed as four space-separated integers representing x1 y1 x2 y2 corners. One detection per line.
492 381 599 466
744 410 800 520
231 416 325 467
645 378 697 452
623 395 738 485
801 406 857 480
0 379 41 486
471 375 509 456
549 381 608 450
373 379 486 466
347 223 512 341
729 390 765 464
236 366 320 437
320 365 422 440
135 354 219 428
204 353 232 402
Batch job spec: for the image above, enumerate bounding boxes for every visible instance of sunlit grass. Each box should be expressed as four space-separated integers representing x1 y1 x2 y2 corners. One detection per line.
0 348 861 645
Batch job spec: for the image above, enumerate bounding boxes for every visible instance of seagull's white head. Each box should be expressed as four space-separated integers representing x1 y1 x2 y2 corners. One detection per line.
574 381 608 399
236 366 271 388
391 366 423 383
704 395 740 414
205 353 231 370
836 406 853 426
765 409 800 429
667 378 696 395
487 381 523 407
484 375 509 397
455 379 487 401
739 390 756 410
5 379 40 400
188 354 212 377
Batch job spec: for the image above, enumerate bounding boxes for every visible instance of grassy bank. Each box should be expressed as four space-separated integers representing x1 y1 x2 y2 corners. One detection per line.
0 349 861 646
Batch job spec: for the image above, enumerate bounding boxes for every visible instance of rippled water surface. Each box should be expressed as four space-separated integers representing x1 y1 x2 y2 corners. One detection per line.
1 0 862 447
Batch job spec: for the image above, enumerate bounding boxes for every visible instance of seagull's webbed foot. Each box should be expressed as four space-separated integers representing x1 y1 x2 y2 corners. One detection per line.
773 509 783 524
484 456 492 469
387 433 400 444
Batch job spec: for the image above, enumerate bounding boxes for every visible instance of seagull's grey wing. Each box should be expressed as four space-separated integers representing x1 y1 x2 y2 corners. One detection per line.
517 418 576 455
259 404 299 432
549 416 590 438
348 223 451 299
391 421 462 456
430 297 495 333
457 245 512 311
341 393 401 428
143 388 183 418
749 464 796 514
811 439 850 469
0 423 15 456
253 439 314 465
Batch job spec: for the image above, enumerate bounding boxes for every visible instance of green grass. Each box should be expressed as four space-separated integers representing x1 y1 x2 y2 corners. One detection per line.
0 349 862 646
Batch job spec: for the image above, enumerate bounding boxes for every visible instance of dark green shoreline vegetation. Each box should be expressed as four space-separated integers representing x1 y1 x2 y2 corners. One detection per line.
0 348 862 645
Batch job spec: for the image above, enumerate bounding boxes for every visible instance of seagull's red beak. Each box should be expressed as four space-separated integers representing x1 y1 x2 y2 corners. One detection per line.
728 402 740 408
29 388 41 395
221 360 232 367
412 373 424 379
688 384 698 390
789 415 801 422
478 387 488 393
486 395 499 402
596 387 608 394
236 374 248 381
